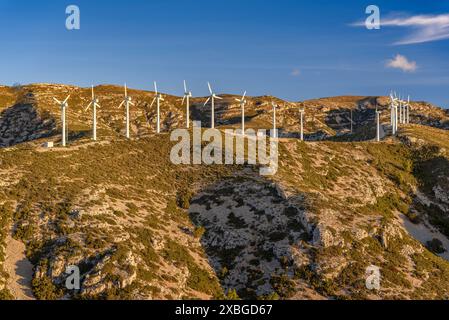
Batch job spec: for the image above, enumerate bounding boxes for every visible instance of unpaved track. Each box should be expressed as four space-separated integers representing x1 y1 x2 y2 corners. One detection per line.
5 235 35 300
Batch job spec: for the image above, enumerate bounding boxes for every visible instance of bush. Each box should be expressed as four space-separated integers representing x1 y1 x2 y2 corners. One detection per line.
193 226 206 239
225 289 240 300
269 274 295 298
426 238 446 255
32 275 63 300
177 189 194 209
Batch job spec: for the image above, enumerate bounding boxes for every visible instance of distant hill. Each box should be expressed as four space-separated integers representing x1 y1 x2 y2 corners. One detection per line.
1 84 449 300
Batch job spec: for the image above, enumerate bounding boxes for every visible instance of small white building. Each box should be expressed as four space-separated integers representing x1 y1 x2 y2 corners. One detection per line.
43 141 54 148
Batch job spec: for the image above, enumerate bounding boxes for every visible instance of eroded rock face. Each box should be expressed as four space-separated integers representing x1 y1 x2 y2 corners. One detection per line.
189 179 310 299
0 104 55 147
434 179 449 206
312 225 343 248
81 250 137 297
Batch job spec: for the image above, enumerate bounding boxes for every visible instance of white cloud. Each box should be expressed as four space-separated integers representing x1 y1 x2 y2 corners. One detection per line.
290 68 301 76
383 14 449 45
386 54 417 72
352 13 449 45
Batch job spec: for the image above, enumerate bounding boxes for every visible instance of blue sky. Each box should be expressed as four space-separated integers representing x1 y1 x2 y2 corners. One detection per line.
0 0 448 107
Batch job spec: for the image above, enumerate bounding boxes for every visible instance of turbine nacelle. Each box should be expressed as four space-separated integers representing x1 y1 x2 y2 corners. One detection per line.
204 82 222 106
235 91 247 105
53 95 71 109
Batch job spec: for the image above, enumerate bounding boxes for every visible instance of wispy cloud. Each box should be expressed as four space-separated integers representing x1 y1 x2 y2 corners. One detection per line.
290 68 301 76
386 54 417 72
352 13 449 45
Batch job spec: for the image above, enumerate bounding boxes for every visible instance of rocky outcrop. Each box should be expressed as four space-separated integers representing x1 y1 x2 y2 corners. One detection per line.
0 104 55 147
81 250 137 297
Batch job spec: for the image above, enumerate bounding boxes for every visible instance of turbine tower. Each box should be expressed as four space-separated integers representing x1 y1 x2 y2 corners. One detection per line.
406 95 411 124
150 82 164 134
376 110 381 142
235 91 247 135
204 82 222 129
182 80 192 129
118 84 134 139
85 86 101 141
53 95 70 147
299 108 305 141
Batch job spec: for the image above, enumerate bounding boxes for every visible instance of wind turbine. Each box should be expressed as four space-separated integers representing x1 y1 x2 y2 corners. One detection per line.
235 91 247 135
182 80 192 129
85 85 101 141
299 108 305 141
204 82 222 129
118 84 134 139
53 95 70 147
391 92 399 135
150 82 164 134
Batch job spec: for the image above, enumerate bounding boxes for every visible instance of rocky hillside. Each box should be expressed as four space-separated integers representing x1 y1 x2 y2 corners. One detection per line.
1 84 449 300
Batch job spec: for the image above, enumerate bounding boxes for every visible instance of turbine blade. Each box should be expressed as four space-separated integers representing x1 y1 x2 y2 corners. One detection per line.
91 85 94 99
85 102 92 111
150 98 156 108
242 91 247 99
207 82 212 95
125 84 128 97
53 97 61 104
184 80 187 93
215 96 223 100
182 96 186 105
63 95 71 104
204 97 210 106
118 101 125 109
154 81 158 95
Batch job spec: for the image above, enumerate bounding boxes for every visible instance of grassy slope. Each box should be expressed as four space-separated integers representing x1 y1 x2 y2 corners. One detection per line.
1 84 449 300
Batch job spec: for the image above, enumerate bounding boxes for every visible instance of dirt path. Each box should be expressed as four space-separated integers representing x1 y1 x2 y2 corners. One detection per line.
5 235 35 300
399 214 449 262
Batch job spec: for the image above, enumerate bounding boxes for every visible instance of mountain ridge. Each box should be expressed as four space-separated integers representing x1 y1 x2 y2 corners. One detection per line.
1 84 449 300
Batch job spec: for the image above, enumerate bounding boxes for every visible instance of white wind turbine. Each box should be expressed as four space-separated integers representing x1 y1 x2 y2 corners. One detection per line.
118 84 135 139
235 91 247 135
53 95 71 147
391 92 399 135
182 80 192 129
85 86 101 141
204 82 222 129
150 82 164 134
